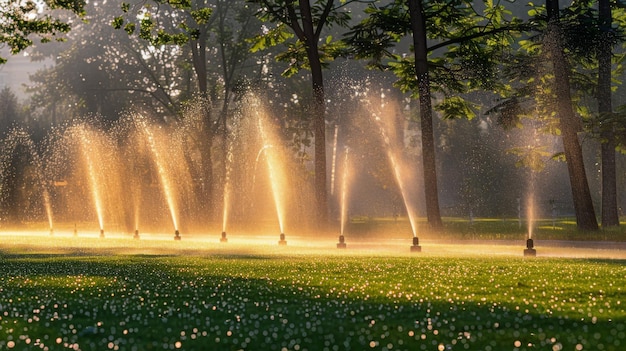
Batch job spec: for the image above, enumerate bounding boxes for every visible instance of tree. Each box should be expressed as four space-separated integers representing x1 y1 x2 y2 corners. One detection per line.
598 0 619 227
0 0 85 64
544 0 598 231
406 0 441 228
247 0 356 225
0 87 21 134
496 0 598 230
113 0 267 219
346 0 521 229
26 0 186 122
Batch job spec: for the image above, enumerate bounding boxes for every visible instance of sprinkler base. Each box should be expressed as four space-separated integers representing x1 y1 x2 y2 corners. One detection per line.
337 235 346 249
174 230 181 241
220 231 228 243
99 230 105 238
410 245 422 252
133 230 140 240
524 248 537 257
278 233 287 245
410 237 422 252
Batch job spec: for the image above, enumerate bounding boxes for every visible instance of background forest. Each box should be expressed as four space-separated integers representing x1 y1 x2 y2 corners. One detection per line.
1 0 626 234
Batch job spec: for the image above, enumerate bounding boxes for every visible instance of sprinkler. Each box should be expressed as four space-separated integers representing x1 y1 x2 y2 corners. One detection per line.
278 233 287 245
50 228 54 236
174 229 181 241
73 224 78 237
100 229 105 238
133 229 140 239
336 234 346 249
410 236 422 252
220 231 228 243
524 238 536 257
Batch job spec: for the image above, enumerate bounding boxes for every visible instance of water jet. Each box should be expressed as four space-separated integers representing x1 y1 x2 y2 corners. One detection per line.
338 148 351 250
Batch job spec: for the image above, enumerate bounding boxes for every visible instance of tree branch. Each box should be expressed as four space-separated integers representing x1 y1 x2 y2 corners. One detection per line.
428 24 529 53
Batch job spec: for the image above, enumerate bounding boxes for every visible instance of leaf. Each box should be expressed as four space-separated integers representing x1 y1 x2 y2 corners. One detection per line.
190 8 213 25
112 17 124 30
124 23 136 35
435 96 477 120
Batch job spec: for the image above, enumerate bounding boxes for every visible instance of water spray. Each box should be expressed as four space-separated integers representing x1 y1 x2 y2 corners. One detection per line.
338 147 350 250
410 236 422 252
278 233 287 245
220 231 228 243
174 229 181 241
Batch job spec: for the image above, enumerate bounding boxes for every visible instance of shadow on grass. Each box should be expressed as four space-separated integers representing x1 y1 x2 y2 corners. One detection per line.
1 254 625 350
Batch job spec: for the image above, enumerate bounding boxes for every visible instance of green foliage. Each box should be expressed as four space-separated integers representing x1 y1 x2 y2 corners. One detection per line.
506 145 552 171
435 96 477 120
249 24 294 52
247 0 352 75
0 0 85 62
345 0 520 117
113 1 213 46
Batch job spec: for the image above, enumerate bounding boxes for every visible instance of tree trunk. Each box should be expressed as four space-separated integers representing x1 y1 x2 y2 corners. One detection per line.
189 30 214 219
598 0 619 227
299 0 328 226
546 0 598 231
407 0 443 229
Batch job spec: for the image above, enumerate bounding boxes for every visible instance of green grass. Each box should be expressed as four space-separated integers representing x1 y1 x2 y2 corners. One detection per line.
0 237 625 351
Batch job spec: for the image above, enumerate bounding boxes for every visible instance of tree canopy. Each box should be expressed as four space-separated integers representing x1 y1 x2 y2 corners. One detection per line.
0 0 85 64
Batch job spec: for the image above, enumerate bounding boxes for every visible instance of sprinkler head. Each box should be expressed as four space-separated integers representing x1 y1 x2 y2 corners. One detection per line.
337 234 347 249
133 229 140 240
73 225 78 237
410 236 422 253
278 233 287 245
50 228 54 236
174 229 181 241
99 229 105 238
524 238 536 257
220 231 228 243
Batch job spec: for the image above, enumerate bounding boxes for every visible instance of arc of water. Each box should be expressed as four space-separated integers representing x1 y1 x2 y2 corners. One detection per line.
371 113 419 238
222 137 235 233
137 120 179 232
0 128 55 231
330 125 339 196
257 116 286 234
77 128 105 232
340 147 351 236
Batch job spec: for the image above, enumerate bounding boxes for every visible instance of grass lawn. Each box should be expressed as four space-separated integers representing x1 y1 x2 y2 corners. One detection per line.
0 235 625 351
